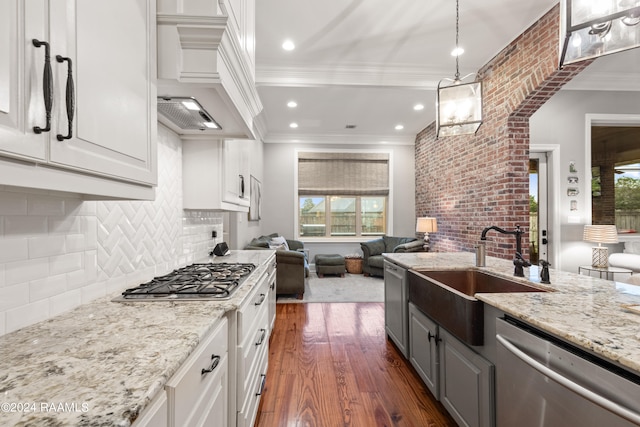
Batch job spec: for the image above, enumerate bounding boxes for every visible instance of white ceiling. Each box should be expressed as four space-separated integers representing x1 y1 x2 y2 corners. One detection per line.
254 0 640 144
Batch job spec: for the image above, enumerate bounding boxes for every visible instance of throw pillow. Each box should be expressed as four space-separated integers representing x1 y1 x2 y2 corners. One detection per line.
269 236 290 251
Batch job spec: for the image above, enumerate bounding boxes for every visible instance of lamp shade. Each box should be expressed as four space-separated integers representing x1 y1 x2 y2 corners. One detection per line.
416 217 438 233
583 225 619 244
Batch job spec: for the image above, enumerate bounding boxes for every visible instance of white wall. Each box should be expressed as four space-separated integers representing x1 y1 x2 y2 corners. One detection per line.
530 90 640 274
0 125 224 336
258 142 416 263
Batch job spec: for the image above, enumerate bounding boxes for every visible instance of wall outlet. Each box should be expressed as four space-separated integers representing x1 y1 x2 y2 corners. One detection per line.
212 230 217 238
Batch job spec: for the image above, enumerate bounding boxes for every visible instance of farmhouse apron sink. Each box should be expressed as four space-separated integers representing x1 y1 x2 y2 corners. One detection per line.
408 269 547 346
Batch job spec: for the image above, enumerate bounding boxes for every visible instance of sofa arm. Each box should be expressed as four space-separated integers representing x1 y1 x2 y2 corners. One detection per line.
276 250 306 265
361 238 385 258
394 240 425 253
609 253 640 273
286 239 304 252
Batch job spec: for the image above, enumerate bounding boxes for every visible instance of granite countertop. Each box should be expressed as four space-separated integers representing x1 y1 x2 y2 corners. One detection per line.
0 250 275 427
384 252 640 375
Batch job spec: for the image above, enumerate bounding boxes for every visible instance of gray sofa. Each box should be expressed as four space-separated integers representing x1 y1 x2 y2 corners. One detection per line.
245 233 309 298
360 235 423 277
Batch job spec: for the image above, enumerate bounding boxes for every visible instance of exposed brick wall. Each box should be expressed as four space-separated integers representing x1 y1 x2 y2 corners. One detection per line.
415 5 591 259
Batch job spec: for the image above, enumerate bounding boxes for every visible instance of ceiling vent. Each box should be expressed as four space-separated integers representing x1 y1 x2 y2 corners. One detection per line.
157 96 222 131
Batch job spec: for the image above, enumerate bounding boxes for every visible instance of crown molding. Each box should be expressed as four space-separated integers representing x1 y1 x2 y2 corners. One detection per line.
255 64 445 89
262 131 416 145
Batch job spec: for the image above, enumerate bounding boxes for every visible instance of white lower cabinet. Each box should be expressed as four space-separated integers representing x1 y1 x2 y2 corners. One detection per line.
408 302 494 427
165 317 229 427
267 258 277 333
132 390 168 427
235 268 270 427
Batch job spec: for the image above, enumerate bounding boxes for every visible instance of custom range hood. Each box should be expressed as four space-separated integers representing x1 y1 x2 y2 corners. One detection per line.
156 3 263 138
157 96 222 131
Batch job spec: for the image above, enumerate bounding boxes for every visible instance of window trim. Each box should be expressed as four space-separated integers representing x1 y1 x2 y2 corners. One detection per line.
294 148 394 241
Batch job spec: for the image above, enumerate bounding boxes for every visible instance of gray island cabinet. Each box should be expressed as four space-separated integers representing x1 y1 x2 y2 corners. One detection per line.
385 255 495 427
383 252 640 427
383 260 409 357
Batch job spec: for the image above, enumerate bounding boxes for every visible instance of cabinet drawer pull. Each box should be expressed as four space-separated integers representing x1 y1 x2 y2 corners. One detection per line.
254 293 266 306
255 328 267 346
201 354 221 376
32 39 53 134
427 331 441 344
55 55 74 141
255 373 266 396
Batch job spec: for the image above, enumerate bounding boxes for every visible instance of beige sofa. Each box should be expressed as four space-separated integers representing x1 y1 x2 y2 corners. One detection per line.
245 233 309 298
609 241 640 283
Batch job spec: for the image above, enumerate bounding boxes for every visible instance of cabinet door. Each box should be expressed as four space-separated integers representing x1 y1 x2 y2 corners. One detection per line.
384 260 408 357
0 0 47 161
408 302 439 398
47 0 156 185
439 328 494 427
222 139 250 207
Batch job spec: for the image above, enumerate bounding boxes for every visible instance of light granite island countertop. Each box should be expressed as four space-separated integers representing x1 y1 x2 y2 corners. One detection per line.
384 252 640 375
0 250 274 427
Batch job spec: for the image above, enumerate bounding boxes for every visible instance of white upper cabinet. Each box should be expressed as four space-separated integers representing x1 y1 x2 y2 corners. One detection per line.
182 138 251 212
0 0 157 200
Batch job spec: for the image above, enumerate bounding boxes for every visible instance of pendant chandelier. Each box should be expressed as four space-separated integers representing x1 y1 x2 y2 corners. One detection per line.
436 0 483 138
560 0 640 67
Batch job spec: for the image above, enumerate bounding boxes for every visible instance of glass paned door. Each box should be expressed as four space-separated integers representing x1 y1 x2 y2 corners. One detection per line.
529 153 549 264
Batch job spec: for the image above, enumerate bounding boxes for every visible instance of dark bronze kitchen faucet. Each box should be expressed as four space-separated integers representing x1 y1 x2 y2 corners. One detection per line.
480 225 531 277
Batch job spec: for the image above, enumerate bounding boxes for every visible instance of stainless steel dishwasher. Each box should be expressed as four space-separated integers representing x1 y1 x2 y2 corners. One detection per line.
496 316 640 427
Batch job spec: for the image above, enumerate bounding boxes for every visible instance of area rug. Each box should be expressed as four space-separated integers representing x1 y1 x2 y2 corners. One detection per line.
277 273 384 303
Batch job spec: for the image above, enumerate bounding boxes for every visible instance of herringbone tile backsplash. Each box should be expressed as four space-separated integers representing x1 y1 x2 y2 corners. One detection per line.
0 125 223 336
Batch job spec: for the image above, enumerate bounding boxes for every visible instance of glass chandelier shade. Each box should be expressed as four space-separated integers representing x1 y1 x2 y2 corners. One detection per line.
436 0 483 138
560 0 640 66
437 79 483 137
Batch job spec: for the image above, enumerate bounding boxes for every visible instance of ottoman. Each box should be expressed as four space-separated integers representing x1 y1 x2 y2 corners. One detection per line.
315 254 346 278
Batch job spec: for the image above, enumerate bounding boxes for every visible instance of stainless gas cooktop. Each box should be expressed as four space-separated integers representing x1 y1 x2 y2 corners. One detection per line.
113 262 255 302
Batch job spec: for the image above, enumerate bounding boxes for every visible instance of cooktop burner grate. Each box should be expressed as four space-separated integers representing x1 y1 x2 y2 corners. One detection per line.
119 262 255 300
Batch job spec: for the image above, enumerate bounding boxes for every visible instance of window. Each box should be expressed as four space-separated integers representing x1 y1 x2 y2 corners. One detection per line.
297 152 389 238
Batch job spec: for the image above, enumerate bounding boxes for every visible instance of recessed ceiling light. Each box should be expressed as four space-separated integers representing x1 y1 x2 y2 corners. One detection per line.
451 47 464 56
203 122 218 129
395 124 404 130
413 104 424 111
287 101 298 108
282 39 295 51
289 122 298 128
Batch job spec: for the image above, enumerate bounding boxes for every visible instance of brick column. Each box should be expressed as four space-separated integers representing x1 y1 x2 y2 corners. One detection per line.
415 5 591 259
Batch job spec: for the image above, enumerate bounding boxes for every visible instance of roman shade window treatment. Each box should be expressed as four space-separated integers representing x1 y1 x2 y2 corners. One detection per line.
297 152 389 196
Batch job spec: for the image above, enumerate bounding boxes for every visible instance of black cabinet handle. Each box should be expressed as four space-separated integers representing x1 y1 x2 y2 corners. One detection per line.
32 39 53 134
254 293 266 306
427 331 441 344
201 354 221 376
255 328 267 346
239 174 245 198
255 374 267 396
55 55 74 141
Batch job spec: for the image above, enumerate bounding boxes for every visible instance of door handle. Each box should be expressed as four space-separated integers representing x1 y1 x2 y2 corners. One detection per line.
32 39 53 134
55 55 74 141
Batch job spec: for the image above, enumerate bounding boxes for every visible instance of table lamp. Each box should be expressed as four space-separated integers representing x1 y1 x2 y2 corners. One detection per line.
583 225 618 268
416 217 438 250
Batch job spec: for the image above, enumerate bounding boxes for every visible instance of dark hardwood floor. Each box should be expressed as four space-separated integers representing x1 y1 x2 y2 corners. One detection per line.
256 303 457 427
